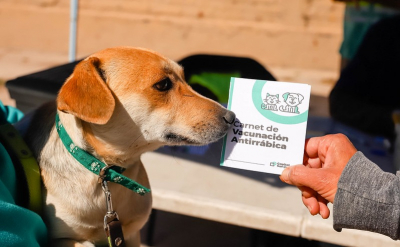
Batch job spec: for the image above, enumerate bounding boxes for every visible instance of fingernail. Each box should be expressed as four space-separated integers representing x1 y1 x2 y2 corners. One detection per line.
280 167 290 183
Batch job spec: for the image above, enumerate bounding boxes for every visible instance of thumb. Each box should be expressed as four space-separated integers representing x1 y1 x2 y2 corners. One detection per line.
280 165 322 188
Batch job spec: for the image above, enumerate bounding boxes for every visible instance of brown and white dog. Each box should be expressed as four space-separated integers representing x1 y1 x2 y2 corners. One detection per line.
21 47 235 246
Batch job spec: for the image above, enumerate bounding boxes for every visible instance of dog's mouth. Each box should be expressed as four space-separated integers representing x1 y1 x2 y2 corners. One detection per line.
164 129 229 146
163 111 235 146
164 132 200 145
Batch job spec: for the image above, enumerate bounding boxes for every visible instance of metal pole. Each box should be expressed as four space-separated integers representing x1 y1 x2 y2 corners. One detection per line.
69 0 78 62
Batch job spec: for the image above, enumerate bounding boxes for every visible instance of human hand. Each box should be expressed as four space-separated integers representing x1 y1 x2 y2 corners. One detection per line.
279 134 357 219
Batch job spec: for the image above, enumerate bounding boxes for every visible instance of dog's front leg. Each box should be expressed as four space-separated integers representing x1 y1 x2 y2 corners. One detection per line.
50 239 95 247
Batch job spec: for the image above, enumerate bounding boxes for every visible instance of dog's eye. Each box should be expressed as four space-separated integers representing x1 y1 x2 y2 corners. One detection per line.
153 78 173 92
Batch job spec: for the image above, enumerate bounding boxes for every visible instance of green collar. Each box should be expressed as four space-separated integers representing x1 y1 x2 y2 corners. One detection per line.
55 113 150 195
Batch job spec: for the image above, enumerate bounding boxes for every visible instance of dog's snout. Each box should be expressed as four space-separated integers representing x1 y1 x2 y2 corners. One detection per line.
223 110 236 125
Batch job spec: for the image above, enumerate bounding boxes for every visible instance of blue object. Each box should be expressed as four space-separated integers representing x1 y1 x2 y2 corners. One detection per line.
0 101 47 247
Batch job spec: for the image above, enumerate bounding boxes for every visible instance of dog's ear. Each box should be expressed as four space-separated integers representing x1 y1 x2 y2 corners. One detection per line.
297 94 304 103
282 92 289 101
57 57 115 124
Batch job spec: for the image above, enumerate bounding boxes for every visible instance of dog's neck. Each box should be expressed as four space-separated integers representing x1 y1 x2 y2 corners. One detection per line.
59 110 161 168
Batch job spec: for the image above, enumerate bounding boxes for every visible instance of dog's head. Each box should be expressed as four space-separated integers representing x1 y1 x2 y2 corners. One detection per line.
57 47 235 161
282 93 303 107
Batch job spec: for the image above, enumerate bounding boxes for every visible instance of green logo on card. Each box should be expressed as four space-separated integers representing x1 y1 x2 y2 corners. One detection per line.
251 80 308 124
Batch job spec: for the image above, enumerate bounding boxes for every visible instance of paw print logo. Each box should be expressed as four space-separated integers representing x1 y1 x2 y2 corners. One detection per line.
113 176 123 183
57 122 63 131
69 143 78 153
90 162 100 172
136 188 146 195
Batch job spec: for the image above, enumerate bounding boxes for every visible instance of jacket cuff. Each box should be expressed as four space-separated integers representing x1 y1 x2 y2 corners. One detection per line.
333 152 400 239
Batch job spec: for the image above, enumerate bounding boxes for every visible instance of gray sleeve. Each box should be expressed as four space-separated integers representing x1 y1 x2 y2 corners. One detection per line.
333 151 400 239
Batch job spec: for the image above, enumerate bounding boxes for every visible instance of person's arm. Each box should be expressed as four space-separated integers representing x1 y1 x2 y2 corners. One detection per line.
280 134 400 239
334 152 400 239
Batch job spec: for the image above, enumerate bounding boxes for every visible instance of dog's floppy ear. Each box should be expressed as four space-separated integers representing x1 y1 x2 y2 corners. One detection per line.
282 92 289 101
57 57 115 125
297 93 304 103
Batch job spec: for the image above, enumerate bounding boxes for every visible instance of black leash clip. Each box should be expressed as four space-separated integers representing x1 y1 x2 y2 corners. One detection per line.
101 176 126 247
104 216 125 247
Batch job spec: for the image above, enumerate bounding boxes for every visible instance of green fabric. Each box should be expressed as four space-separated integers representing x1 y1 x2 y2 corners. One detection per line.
0 102 47 247
0 104 24 126
340 2 400 59
189 72 240 103
55 114 150 195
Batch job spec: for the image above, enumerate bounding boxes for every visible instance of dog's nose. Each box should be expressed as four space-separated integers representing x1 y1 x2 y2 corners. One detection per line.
223 110 236 125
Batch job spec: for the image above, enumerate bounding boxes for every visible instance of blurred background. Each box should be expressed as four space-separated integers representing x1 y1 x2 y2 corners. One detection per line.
0 0 344 105
2 1 400 246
